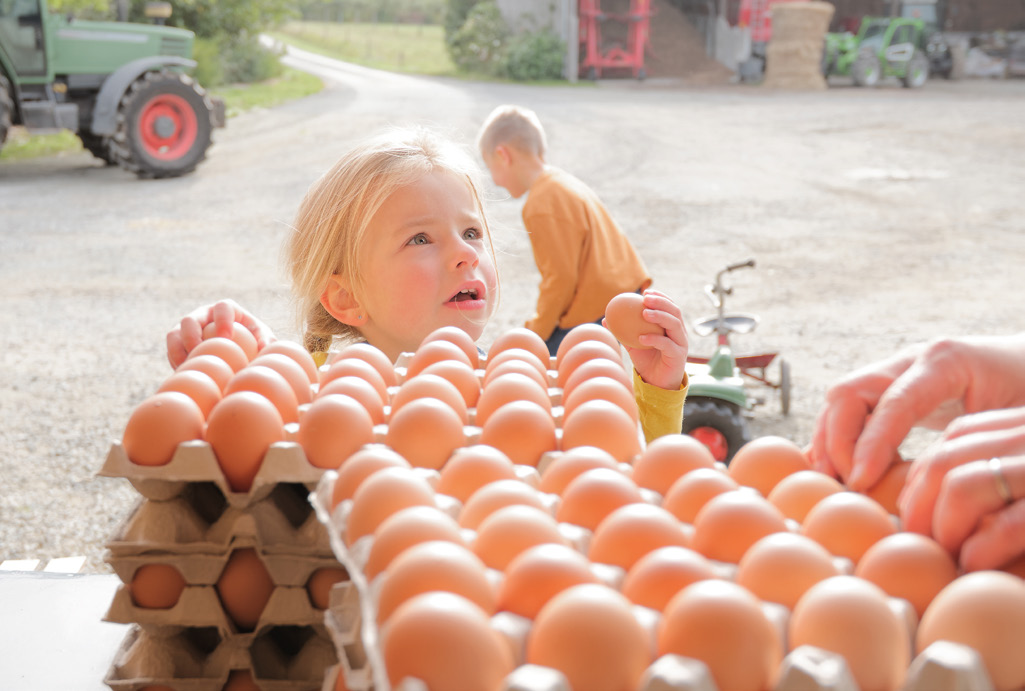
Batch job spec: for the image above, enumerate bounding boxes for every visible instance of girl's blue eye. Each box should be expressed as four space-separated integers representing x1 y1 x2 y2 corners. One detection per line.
464 228 483 241
409 233 429 245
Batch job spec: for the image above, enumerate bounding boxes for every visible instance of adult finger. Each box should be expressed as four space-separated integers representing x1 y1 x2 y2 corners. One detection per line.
931 457 1018 556
959 493 1025 572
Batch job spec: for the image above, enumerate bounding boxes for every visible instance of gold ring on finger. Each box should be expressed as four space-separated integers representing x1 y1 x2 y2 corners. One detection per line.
989 457 1014 505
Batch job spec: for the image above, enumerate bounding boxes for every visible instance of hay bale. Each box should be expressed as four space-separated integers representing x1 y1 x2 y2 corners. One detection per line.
762 1 835 90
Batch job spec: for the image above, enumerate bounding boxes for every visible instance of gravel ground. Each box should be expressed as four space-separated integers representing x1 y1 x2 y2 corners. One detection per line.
2 45 1024 574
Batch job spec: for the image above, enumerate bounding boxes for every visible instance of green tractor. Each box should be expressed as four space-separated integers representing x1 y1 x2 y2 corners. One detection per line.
823 16 931 88
0 0 225 177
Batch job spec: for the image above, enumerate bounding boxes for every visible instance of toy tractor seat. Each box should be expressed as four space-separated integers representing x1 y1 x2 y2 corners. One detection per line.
693 313 760 337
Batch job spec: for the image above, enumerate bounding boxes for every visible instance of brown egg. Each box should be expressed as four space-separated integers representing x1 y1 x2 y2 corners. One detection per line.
364 506 467 582
296 393 375 470
690 489 788 564
556 467 644 531
421 359 481 408
201 322 259 362
790 576 909 691
330 342 397 386
376 541 495 624
855 532 959 618
563 375 639 423
528 583 652 691
604 292 663 349
259 340 319 384
222 669 260 691
662 467 739 524
418 325 480 369
735 532 841 610
317 375 386 424
659 580 783 691
484 347 549 384
556 340 623 388
801 491 897 564
621 546 718 611
380 591 513 690
459 479 548 530
216 548 274 632
122 392 205 466
539 446 621 495
175 354 235 393
130 563 186 609
498 544 601 620
633 434 717 496
472 504 568 571
330 444 410 508
248 353 314 405
766 469 844 523
187 336 249 373
562 399 642 464
344 467 437 545
917 571 1025 691
437 445 518 502
385 397 465 470
223 365 299 424
476 372 552 426
306 566 349 610
405 339 473 379
863 459 913 515
157 370 222 418
555 323 621 370
479 400 558 468
561 356 632 401
481 357 548 392
489 327 552 367
320 358 388 403
589 503 691 571
206 392 286 493
727 435 812 497
391 373 468 424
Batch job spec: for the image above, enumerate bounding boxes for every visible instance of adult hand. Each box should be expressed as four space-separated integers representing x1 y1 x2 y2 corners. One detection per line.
899 406 1025 537
611 289 689 391
809 334 1025 491
166 299 276 368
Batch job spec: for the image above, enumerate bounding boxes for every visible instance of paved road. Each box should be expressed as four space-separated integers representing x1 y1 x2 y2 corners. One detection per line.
2 45 1024 570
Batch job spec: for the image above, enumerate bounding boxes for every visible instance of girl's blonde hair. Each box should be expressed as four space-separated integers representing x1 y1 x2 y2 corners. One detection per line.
285 126 496 355
477 104 548 158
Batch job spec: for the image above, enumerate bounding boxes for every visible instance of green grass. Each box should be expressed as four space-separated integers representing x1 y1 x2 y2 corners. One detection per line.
0 66 323 162
270 21 457 76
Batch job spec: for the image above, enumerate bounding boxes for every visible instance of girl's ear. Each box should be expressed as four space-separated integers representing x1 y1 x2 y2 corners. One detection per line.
320 275 363 326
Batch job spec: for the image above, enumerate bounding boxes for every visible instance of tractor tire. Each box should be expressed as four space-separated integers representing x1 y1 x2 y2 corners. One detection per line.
78 131 115 165
682 397 751 465
109 69 214 179
0 71 13 152
852 49 881 87
902 51 929 88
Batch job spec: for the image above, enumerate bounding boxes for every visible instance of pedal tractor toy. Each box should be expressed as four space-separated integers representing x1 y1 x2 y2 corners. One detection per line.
683 259 791 463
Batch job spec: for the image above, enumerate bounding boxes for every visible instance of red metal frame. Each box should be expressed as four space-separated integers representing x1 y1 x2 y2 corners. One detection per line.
579 0 653 79
687 351 781 388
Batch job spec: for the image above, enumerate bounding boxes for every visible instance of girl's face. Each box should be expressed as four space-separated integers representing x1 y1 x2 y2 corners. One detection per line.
355 169 498 361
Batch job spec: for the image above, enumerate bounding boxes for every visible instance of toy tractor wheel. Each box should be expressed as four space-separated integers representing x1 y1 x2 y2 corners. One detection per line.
109 69 214 179
682 397 751 464
852 49 881 87
779 358 791 416
0 72 13 152
78 131 115 165
902 50 929 88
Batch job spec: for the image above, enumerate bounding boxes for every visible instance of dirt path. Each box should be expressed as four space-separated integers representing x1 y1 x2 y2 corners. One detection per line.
2 45 1023 571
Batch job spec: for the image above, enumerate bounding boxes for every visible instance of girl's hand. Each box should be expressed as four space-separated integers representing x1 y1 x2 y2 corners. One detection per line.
166 299 276 368
610 289 689 391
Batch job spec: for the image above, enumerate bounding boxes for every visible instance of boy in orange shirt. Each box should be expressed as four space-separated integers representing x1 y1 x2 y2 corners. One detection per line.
477 104 653 356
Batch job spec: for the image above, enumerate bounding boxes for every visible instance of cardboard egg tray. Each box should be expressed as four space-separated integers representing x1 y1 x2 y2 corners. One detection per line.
105 622 337 691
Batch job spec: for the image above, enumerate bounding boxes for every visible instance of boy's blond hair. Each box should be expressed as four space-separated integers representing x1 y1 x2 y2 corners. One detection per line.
284 127 496 355
477 104 548 159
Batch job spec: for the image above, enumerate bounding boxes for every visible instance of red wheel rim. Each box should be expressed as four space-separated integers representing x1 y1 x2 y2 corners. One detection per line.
689 426 728 462
138 93 198 160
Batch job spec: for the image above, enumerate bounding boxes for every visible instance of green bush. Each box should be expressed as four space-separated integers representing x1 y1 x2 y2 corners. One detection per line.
192 37 224 88
444 0 480 43
503 29 565 81
446 1 508 76
192 34 283 87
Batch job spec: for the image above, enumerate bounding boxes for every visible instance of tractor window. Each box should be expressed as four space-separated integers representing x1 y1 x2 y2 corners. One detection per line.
860 23 885 51
892 25 912 46
0 0 45 76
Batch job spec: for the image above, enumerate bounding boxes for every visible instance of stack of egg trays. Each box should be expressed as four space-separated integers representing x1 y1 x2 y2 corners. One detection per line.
99 438 343 690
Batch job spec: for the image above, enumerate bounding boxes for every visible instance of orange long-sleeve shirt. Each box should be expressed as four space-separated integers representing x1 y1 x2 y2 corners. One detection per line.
522 167 651 340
